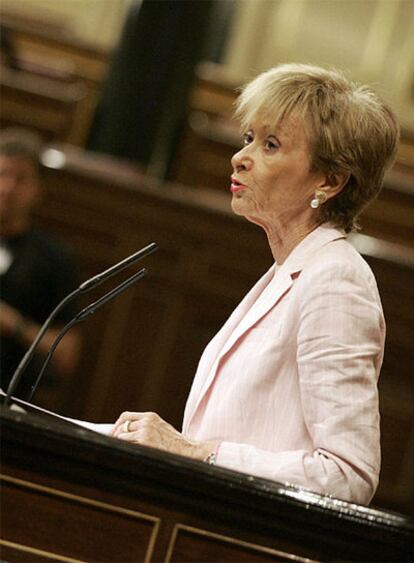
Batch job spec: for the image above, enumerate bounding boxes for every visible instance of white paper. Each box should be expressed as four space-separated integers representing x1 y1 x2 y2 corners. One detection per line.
64 417 114 435
1 388 114 436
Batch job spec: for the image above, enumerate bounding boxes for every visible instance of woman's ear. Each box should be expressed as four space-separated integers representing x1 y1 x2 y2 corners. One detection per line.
317 171 350 200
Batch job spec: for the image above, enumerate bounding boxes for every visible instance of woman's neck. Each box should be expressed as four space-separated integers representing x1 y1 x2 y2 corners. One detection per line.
263 218 321 264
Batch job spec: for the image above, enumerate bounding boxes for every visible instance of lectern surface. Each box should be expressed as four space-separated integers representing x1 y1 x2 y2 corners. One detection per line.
1 406 413 562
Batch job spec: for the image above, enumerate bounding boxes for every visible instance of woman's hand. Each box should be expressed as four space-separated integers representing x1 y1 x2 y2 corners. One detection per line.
110 411 215 461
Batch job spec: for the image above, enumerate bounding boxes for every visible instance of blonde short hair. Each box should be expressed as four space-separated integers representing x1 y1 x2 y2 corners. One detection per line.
235 63 400 232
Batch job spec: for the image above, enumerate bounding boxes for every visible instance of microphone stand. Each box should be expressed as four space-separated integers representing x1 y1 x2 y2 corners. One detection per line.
25 267 147 403
4 243 157 406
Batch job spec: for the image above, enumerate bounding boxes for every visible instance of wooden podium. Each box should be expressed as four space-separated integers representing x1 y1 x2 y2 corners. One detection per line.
1 406 413 562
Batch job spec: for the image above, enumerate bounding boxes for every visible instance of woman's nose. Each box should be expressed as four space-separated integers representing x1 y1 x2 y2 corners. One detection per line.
231 145 253 172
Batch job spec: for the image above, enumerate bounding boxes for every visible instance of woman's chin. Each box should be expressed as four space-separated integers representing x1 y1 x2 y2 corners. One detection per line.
230 195 248 216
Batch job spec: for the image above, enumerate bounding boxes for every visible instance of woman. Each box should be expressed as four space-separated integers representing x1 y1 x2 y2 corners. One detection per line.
111 63 399 504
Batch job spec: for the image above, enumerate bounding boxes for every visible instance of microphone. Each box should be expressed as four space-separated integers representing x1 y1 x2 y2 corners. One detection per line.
24 267 147 403
4 242 158 406
78 243 156 292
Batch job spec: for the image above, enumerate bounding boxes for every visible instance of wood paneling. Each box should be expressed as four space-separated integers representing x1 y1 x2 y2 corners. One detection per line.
1 475 159 562
166 524 316 562
1 14 109 86
1 17 109 146
0 67 86 143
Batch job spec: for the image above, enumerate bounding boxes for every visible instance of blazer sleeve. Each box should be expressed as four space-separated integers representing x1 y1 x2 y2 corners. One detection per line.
215 256 385 505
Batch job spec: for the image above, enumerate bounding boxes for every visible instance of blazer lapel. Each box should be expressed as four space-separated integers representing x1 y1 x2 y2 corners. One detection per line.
184 267 293 429
183 265 276 425
216 267 293 362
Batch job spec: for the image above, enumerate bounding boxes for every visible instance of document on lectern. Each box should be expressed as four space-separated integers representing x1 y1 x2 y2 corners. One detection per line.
0 389 114 436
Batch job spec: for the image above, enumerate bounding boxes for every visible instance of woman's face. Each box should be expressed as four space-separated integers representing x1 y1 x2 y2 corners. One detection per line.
230 114 324 231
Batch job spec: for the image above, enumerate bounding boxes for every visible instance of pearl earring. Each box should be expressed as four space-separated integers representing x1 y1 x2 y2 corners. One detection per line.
310 190 327 209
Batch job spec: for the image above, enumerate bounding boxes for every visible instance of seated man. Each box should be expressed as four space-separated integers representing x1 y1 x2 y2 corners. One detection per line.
0 127 81 403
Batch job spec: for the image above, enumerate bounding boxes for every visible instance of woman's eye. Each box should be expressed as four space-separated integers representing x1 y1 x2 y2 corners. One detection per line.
265 139 279 150
242 133 253 146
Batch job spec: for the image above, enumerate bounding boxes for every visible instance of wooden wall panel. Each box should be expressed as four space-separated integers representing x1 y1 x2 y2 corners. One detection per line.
0 16 109 146
167 524 316 562
1 475 159 562
0 68 86 143
371 258 414 513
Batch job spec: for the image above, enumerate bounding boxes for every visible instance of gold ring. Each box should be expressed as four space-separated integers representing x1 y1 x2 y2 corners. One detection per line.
123 420 131 433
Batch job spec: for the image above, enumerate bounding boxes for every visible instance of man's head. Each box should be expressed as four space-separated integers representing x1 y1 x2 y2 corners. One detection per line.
0 128 43 235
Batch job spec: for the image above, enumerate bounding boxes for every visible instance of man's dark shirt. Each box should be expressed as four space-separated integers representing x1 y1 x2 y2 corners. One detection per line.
0 228 79 399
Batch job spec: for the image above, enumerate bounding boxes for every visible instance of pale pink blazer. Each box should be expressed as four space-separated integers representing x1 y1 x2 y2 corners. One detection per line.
183 224 385 504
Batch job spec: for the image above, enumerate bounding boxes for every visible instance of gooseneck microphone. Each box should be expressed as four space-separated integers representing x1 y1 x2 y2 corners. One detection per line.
77 243 156 292
4 242 158 406
25 267 147 403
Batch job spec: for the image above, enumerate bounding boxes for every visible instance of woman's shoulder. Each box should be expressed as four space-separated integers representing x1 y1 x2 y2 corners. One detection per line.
301 236 379 289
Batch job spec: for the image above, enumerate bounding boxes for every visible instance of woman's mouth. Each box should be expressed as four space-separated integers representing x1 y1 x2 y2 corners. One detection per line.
230 177 247 193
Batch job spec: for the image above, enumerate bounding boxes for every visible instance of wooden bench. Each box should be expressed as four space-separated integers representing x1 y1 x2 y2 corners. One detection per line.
1 15 109 146
0 67 86 142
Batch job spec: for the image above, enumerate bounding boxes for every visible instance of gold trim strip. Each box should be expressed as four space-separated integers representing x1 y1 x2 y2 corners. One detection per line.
0 539 86 562
1 473 160 563
165 523 320 563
